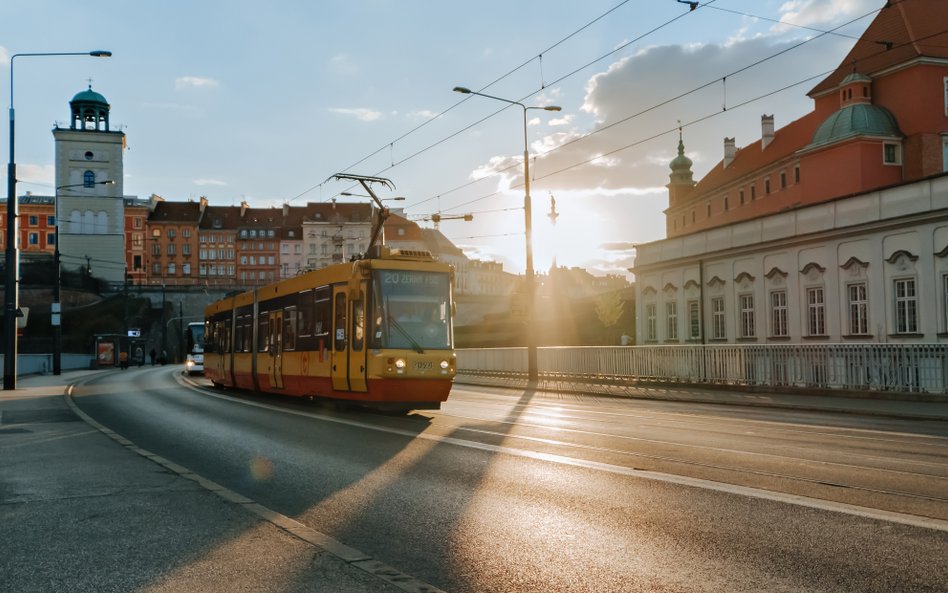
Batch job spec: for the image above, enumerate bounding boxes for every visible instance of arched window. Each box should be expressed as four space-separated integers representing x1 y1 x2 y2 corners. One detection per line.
69 210 82 233
83 210 95 233
95 211 109 234
83 170 95 187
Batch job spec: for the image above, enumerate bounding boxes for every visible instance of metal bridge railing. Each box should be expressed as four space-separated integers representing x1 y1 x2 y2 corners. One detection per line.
456 344 948 395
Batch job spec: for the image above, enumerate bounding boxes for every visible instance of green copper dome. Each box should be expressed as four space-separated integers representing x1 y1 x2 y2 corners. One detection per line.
669 138 693 172
70 87 108 106
809 103 900 148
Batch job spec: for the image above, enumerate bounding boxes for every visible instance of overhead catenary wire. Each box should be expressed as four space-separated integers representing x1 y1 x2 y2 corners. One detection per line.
435 5 926 216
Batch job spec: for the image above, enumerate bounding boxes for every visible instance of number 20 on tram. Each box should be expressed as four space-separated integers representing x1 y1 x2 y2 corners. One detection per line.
203 247 456 410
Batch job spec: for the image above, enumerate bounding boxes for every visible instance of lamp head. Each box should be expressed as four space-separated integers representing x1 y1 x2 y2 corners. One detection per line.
453 86 472 94
544 106 562 112
90 51 112 57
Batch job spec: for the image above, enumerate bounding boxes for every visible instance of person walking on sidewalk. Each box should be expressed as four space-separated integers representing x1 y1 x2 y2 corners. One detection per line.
149 348 157 366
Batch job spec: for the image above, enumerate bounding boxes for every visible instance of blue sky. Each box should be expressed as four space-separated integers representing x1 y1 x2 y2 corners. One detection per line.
2 0 884 277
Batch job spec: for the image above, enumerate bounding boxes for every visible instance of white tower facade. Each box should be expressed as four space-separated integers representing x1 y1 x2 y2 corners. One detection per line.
52 86 126 283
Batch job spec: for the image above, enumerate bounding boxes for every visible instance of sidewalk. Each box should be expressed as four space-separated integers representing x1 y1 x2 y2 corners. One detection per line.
455 373 948 421
0 370 442 593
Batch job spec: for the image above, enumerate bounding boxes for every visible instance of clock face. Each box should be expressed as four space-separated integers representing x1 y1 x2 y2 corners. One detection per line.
84 151 94 160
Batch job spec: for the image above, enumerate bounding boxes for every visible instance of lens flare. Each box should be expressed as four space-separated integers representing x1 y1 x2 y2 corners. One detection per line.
249 455 274 482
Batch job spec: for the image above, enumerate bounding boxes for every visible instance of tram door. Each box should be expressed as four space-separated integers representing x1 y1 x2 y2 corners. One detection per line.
331 284 369 393
331 287 348 391
347 282 368 392
268 310 284 389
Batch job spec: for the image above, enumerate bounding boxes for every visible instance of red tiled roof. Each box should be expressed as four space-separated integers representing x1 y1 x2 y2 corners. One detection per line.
809 0 948 96
683 111 822 203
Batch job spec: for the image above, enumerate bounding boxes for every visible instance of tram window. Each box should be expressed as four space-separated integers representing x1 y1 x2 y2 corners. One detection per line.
257 313 269 352
334 292 347 351
314 288 331 336
242 315 253 352
284 307 297 351
245 315 254 352
298 290 314 337
352 292 364 352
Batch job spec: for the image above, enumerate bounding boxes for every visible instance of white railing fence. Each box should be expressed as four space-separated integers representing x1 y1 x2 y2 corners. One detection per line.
456 344 948 394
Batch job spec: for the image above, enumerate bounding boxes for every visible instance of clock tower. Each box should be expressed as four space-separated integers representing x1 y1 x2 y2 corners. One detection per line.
52 86 126 283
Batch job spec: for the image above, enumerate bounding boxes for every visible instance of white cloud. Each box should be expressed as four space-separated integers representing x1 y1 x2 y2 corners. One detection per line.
329 107 382 122
175 76 220 90
776 0 880 29
0 46 9 67
408 110 439 120
194 178 227 186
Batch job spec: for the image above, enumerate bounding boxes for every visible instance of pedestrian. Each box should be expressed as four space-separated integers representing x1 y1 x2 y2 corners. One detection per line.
119 350 128 370
149 348 156 366
135 346 144 367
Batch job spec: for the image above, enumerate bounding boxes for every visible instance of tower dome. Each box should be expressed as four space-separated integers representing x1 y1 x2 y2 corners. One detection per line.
69 85 110 131
669 134 694 185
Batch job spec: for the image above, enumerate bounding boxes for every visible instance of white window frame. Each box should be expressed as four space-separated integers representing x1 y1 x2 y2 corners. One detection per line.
665 301 678 341
711 297 726 340
944 274 948 333
688 300 700 340
738 293 755 338
645 303 657 342
847 282 869 335
883 142 902 165
770 290 788 337
806 287 826 336
894 277 918 334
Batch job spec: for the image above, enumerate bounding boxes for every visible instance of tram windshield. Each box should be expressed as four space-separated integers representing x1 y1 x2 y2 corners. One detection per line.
372 270 452 351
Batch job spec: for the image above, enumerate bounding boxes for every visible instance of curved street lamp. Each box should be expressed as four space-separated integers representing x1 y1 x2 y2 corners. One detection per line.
453 86 561 383
5 50 112 389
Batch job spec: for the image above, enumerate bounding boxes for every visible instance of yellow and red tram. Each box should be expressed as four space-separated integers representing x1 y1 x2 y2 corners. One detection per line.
203 246 456 410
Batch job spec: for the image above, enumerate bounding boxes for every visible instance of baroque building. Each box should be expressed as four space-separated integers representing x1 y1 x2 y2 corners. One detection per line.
632 0 948 345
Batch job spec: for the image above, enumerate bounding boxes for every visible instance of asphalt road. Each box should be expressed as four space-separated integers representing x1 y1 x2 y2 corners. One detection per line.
72 366 948 593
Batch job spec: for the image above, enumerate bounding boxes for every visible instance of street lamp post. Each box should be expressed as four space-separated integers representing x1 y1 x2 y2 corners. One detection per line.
452 86 561 383
4 50 111 389
53 180 114 375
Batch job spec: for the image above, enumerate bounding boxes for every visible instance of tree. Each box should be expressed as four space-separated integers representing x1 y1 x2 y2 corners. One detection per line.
595 291 624 330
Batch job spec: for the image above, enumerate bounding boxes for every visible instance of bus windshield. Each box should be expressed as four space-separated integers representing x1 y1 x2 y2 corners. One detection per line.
187 322 205 354
372 270 452 351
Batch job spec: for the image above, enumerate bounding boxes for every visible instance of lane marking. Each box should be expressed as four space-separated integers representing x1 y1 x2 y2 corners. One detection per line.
176 378 948 533
66 375 448 593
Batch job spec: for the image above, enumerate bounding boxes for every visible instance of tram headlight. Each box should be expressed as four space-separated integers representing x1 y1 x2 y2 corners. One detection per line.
394 358 406 370
439 360 449 370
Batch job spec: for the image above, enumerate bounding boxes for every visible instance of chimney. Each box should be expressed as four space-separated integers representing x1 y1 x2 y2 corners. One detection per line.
240 200 249 217
282 202 289 218
761 114 774 150
723 137 736 168
199 196 208 213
